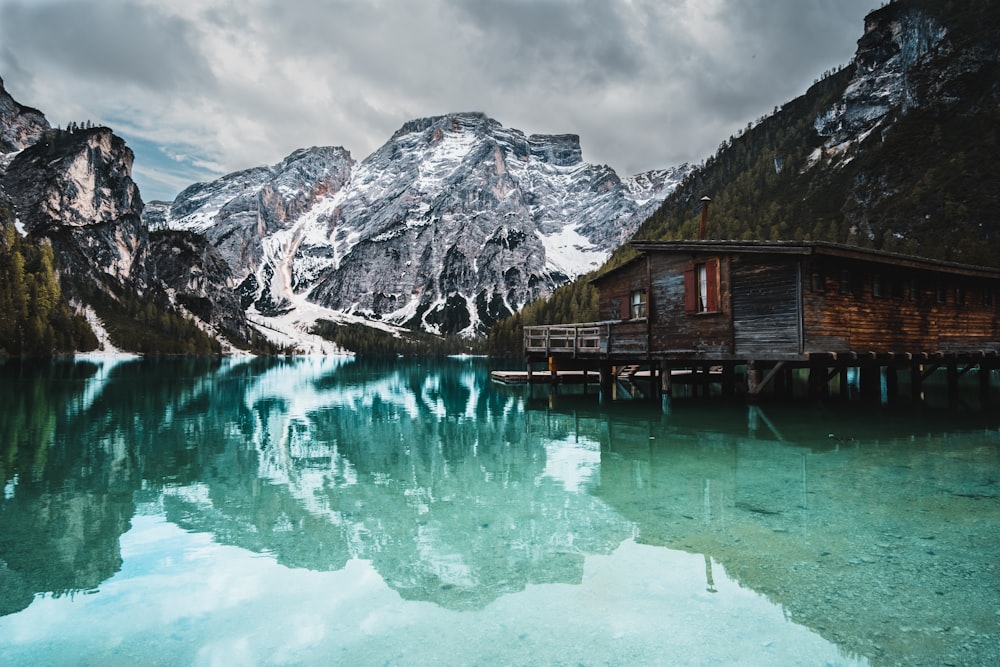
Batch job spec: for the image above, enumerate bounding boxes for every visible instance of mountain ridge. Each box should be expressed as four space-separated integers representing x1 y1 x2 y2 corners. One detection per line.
151 111 687 338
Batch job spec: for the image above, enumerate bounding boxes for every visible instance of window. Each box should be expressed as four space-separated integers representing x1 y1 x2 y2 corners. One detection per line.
909 277 920 302
684 259 720 314
839 270 851 295
630 289 647 319
956 286 966 306
811 270 823 292
872 273 884 298
985 288 995 308
937 283 947 304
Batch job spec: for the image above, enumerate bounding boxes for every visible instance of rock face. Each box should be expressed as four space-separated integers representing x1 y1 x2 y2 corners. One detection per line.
812 6 948 165
158 112 686 335
148 230 253 344
0 77 255 350
4 127 148 291
0 76 49 155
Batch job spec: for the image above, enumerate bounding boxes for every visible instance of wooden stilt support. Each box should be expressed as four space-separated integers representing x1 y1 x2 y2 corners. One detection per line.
747 361 761 401
947 362 959 405
980 363 991 404
748 361 785 401
660 362 673 397
885 365 899 404
860 361 880 403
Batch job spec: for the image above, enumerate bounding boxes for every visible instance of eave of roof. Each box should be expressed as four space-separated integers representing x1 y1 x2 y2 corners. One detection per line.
624 240 1000 279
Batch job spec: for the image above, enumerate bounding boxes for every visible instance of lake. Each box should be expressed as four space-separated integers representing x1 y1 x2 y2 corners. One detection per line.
1 356 997 666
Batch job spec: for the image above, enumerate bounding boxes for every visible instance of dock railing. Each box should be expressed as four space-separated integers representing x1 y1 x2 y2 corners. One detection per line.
524 322 611 356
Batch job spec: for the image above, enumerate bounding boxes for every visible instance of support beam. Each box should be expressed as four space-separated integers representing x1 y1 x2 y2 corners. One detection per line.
748 361 785 400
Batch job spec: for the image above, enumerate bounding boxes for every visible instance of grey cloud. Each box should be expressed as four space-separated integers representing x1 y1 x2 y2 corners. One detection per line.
0 0 214 91
0 0 876 200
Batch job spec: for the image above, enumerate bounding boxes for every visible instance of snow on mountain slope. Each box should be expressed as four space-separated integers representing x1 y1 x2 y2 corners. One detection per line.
153 112 686 337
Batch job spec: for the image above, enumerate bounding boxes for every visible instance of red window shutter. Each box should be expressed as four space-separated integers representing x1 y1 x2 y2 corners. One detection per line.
683 263 696 313
706 258 720 312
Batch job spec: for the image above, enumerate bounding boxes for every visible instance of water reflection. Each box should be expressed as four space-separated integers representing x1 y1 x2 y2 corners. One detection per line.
0 357 997 665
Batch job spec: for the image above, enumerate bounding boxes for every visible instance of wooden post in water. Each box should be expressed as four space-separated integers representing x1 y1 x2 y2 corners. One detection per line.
860 361 880 403
660 362 673 397
885 365 899 404
947 362 959 405
747 361 761 401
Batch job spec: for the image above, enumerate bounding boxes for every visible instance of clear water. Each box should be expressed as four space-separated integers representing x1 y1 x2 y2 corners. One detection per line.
0 356 997 666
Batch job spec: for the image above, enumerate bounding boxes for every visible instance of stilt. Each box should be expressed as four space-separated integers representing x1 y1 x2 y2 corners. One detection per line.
910 360 923 402
885 365 899 404
747 361 761 401
860 361 880 403
839 365 849 400
660 362 673 398
980 363 991 404
947 362 959 405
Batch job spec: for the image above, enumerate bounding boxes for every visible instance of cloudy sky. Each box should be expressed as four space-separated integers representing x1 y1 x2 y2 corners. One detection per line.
1 0 876 202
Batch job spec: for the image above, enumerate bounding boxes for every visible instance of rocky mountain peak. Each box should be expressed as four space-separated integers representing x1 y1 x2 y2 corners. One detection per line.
159 112 681 338
5 126 142 233
0 76 50 155
812 4 947 164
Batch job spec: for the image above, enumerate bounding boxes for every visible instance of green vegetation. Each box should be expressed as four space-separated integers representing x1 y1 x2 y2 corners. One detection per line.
487 276 599 357
0 206 98 356
72 278 222 355
311 319 485 356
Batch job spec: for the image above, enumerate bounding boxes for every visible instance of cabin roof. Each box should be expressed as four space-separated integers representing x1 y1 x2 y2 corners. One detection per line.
591 240 1000 285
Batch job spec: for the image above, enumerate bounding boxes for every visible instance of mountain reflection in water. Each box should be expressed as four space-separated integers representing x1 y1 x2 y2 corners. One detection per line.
0 356 997 665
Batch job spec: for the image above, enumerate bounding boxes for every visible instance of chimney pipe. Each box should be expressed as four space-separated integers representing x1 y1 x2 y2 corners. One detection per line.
699 196 711 240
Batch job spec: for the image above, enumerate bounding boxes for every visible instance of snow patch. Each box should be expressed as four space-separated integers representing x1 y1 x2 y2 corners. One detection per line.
537 226 607 277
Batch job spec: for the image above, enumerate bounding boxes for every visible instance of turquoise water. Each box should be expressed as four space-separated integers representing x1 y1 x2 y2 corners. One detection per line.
0 356 997 666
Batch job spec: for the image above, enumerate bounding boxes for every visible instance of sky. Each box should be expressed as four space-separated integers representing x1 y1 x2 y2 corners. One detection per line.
0 0 877 203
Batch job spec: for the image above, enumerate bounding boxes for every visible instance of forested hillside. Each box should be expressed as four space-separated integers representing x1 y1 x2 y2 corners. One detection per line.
0 204 97 356
636 0 1000 266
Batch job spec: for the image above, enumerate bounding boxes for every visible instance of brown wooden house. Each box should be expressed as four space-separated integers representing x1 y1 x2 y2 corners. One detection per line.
524 240 1000 401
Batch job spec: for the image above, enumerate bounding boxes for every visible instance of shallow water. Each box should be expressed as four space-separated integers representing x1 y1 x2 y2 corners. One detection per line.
0 356 997 666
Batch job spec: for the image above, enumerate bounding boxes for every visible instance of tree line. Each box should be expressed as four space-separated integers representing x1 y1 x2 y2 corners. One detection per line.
0 205 97 356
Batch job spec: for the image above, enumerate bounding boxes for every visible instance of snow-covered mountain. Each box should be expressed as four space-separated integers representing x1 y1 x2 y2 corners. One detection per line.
148 113 688 336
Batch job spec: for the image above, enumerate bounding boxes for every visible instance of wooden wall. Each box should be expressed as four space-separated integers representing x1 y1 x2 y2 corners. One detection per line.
648 253 733 354
802 256 1000 354
730 257 802 356
593 247 1000 360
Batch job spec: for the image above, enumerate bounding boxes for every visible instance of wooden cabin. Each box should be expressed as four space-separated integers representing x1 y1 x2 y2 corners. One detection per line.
524 240 1000 401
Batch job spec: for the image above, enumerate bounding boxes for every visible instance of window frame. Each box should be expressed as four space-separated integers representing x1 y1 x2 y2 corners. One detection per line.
683 258 721 314
630 288 647 320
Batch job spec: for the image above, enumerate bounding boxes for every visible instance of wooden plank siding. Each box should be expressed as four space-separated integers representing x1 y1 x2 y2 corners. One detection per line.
529 241 1000 364
731 257 801 356
648 253 732 355
802 256 1000 355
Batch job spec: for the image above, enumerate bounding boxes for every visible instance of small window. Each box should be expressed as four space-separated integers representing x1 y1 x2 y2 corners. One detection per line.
909 278 920 302
937 284 947 304
684 259 720 314
956 286 966 306
630 289 647 319
985 288 995 308
839 270 851 295
890 280 904 300
811 271 823 292
872 274 884 298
